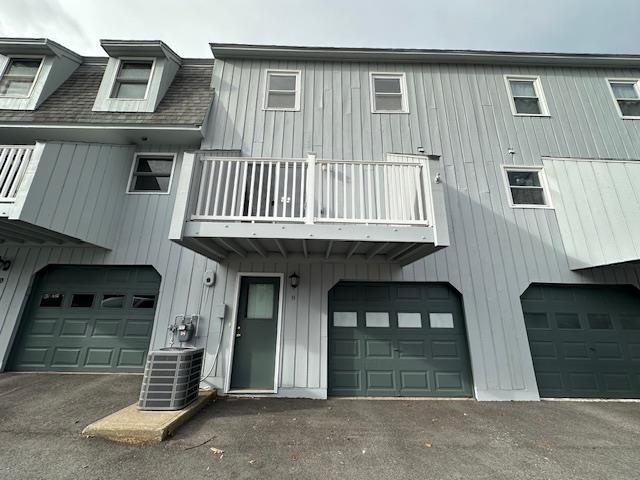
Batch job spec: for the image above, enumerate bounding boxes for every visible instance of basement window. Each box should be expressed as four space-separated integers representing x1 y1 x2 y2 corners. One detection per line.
0 57 43 98
608 79 640 118
370 72 408 113
505 75 549 116
263 70 301 111
127 153 176 194
503 166 552 208
110 59 154 99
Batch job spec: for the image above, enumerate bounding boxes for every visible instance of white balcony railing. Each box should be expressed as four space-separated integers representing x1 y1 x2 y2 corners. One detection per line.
191 154 434 227
0 145 34 203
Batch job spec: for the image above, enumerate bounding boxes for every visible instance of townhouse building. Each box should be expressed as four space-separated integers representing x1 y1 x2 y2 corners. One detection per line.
1 38 640 401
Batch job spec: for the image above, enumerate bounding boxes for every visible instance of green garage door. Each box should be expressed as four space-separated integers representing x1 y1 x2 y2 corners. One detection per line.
522 284 640 398
9 266 161 373
329 282 473 397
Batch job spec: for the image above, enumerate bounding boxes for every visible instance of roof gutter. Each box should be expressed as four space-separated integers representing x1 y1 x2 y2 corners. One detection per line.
210 43 640 68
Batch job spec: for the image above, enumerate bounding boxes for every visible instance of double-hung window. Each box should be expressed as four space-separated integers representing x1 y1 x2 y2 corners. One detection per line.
263 70 301 110
608 79 640 118
110 59 154 99
505 75 549 116
127 153 176 194
0 57 43 97
503 166 552 208
370 73 408 113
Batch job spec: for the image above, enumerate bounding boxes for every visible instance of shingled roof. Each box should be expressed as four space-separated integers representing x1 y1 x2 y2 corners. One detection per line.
0 61 214 126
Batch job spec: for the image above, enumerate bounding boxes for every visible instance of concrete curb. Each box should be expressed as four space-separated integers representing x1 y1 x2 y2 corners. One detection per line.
81 390 216 444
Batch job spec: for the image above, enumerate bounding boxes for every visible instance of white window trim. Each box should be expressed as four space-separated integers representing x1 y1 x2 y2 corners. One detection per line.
504 75 550 117
262 69 301 111
501 165 553 209
369 72 409 114
109 57 156 101
606 78 640 120
0 55 45 99
126 152 177 195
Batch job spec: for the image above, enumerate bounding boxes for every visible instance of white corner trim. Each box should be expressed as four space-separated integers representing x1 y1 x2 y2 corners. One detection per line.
126 151 177 195
223 272 285 395
369 71 409 114
501 164 554 209
503 74 550 117
262 69 302 111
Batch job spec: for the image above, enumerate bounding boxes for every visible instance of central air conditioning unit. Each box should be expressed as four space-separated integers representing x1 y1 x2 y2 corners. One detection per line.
138 347 204 411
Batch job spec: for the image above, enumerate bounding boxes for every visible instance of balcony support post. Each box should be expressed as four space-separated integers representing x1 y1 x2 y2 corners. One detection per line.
305 152 316 225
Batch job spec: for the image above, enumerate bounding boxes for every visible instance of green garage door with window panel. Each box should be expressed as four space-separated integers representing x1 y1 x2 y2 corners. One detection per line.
9 266 161 373
329 282 473 397
522 284 640 398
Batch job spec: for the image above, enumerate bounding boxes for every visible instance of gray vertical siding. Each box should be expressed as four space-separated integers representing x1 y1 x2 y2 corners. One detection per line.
198 58 640 400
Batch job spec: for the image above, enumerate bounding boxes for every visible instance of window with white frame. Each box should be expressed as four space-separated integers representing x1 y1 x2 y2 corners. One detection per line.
608 79 640 118
263 70 300 110
127 154 176 193
503 166 551 208
370 73 408 113
505 76 549 116
0 57 43 97
110 60 154 99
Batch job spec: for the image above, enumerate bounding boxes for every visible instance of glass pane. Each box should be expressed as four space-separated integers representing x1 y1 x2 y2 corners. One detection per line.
510 187 546 205
524 312 548 329
333 312 357 327
507 170 541 187
618 100 640 117
588 314 612 330
71 294 94 308
556 313 581 329
39 293 64 307
611 82 638 99
0 78 33 96
133 175 170 192
247 283 274 318
269 74 296 91
514 97 542 114
620 315 640 330
429 313 454 328
267 91 296 109
118 61 152 81
136 157 173 174
374 77 402 94
510 80 536 97
365 312 390 327
113 81 147 99
101 294 125 308
398 312 422 328
6 59 41 77
132 295 156 309
374 94 403 111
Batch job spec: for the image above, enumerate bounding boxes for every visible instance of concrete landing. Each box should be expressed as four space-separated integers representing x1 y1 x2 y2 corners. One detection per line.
82 390 216 444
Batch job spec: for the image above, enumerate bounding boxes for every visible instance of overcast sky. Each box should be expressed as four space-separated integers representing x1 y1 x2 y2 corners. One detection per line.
1 0 638 57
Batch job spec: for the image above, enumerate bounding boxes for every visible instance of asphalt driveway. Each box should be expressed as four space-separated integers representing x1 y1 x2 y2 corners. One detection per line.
0 373 639 480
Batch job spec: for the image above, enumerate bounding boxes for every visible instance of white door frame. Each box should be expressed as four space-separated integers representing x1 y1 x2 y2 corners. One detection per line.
224 272 285 394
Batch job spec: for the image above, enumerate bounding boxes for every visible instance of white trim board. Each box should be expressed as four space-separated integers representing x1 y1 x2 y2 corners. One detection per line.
223 272 285 395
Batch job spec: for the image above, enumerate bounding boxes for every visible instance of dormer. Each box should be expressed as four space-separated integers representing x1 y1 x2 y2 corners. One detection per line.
0 38 82 110
92 39 182 113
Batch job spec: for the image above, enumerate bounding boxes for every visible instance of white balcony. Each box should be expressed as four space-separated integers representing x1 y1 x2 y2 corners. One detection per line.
170 152 450 264
0 145 33 205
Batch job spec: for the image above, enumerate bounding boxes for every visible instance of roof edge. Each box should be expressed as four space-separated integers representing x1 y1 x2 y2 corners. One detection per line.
210 43 640 68
100 39 183 65
0 37 83 63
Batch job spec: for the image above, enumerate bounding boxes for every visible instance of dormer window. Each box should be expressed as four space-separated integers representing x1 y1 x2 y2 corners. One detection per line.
0 57 43 97
110 59 154 99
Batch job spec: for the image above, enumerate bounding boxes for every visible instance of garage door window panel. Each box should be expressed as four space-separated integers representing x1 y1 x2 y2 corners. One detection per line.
101 294 125 308
39 294 64 307
556 313 581 329
588 314 613 330
365 312 390 328
397 313 422 328
334 312 357 327
429 313 454 329
71 294 95 308
132 295 156 309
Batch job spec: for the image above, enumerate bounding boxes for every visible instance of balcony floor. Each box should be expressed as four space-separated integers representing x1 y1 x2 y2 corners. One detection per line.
175 221 442 265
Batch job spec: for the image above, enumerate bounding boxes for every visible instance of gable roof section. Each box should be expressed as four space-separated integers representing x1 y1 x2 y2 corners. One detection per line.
0 61 214 126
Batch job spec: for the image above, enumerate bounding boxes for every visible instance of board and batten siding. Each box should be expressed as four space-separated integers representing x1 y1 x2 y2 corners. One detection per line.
198 58 640 400
543 157 640 270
